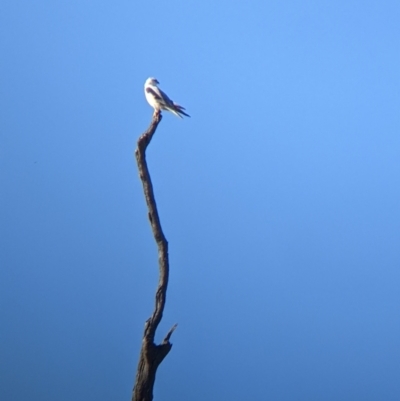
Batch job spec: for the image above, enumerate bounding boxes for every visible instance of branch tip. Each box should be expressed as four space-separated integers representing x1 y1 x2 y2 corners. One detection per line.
162 324 178 344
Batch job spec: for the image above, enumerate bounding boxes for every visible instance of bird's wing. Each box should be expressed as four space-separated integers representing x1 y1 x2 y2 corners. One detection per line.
157 88 190 117
157 88 175 108
145 86 162 103
145 86 174 108
146 85 190 118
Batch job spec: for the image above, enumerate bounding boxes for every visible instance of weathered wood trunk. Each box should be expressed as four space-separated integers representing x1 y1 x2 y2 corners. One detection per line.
132 111 177 401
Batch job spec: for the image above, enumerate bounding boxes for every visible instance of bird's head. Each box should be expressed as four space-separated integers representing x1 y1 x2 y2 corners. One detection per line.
145 77 159 86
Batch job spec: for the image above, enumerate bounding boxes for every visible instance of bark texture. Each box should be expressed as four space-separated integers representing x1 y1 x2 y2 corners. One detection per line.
132 110 177 401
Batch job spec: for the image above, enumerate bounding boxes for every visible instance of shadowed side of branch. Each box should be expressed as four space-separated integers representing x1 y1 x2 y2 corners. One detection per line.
132 111 177 401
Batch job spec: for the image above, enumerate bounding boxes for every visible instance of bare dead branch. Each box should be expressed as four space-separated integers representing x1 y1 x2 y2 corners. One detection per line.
132 110 177 401
162 324 178 344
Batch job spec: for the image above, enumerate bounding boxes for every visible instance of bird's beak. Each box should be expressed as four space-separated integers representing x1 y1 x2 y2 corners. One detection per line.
155 79 160 84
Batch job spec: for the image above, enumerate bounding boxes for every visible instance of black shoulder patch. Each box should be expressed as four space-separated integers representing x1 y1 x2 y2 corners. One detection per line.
146 87 162 100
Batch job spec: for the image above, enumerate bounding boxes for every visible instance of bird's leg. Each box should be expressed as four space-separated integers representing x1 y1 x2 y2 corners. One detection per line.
153 109 162 118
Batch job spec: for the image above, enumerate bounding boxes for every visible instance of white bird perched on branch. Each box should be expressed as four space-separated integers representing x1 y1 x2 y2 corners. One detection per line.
144 77 190 118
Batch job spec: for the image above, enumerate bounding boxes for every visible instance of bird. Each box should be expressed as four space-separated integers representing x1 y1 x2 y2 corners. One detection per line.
144 77 190 118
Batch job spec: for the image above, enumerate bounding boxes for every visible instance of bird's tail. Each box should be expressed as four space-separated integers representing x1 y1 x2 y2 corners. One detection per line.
172 103 190 118
167 107 183 118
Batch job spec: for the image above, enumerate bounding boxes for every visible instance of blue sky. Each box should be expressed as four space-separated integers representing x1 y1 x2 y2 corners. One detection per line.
1 1 400 400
